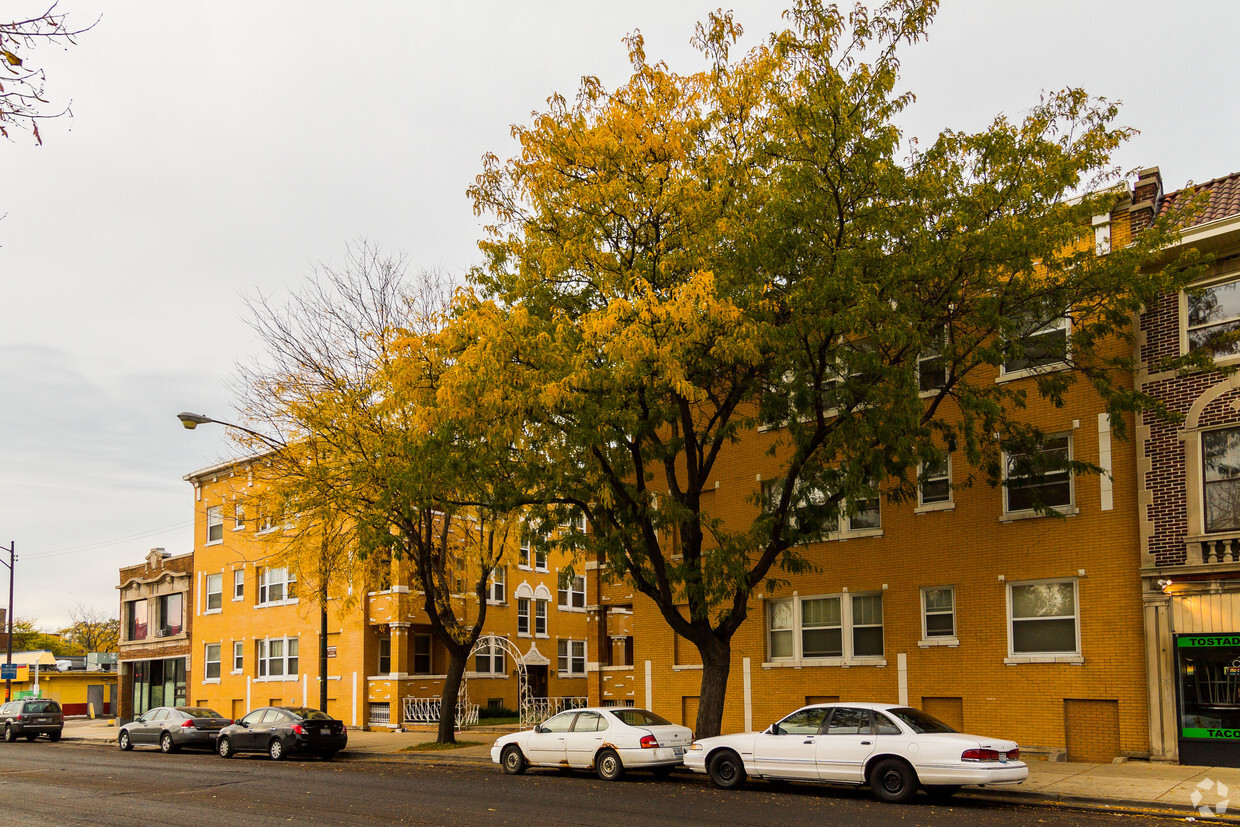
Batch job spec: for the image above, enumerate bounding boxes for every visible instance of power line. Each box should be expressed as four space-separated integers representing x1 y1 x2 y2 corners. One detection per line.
22 521 193 560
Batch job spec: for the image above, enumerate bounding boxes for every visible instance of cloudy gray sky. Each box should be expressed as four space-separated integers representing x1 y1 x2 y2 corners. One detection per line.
3 0 1236 630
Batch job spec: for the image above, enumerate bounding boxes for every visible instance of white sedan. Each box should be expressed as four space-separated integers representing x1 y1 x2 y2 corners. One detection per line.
685 702 1027 803
492 706 692 781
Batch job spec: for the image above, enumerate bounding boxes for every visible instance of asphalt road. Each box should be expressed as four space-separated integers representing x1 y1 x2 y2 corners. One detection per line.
0 741 1185 826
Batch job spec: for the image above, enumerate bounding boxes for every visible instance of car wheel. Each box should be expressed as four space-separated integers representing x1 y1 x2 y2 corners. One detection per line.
217 736 234 759
924 784 960 802
500 744 527 775
119 731 132 751
870 757 919 804
160 732 178 754
47 730 60 743
268 738 286 761
4 725 14 743
708 750 747 790
595 748 624 781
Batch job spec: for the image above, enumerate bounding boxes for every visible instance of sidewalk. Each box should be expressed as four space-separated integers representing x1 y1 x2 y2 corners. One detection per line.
61 719 1240 820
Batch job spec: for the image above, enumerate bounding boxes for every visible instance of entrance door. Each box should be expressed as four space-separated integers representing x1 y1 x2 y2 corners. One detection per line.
527 665 548 699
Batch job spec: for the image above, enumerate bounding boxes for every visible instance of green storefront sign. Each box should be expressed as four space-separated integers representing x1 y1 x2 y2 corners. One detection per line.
1178 636 1240 648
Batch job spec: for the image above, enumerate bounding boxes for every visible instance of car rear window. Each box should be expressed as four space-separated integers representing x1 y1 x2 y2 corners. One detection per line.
285 707 332 720
25 700 59 714
610 709 673 727
181 708 223 719
887 707 957 734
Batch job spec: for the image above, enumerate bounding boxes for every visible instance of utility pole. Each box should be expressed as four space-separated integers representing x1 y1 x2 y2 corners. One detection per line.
1 541 14 702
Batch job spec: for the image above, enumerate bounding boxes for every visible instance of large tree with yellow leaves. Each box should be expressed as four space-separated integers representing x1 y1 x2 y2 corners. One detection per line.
454 0 1199 738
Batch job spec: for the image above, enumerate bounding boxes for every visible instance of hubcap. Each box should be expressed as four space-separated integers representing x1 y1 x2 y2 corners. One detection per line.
882 770 903 792
718 761 735 781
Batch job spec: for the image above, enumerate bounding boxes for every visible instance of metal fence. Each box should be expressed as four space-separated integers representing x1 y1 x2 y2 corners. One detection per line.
402 697 480 729
520 696 589 728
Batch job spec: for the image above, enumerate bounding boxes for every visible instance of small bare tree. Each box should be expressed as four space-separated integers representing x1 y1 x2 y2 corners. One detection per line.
63 603 119 653
2 3 93 144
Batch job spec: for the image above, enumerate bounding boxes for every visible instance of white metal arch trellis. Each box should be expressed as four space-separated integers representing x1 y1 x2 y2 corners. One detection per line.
463 634 530 726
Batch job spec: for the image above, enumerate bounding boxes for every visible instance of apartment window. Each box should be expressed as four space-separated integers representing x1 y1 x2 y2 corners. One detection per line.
517 597 530 636
767 593 883 663
1004 433 1072 514
535 599 548 636
232 641 244 672
488 567 506 604
206 506 224 544
126 599 148 641
234 502 246 531
204 643 221 681
1002 315 1069 374
377 636 391 674
233 569 245 600
258 567 296 606
918 331 948 392
519 534 533 570
257 636 299 679
413 633 433 674
475 640 506 675
1009 580 1078 656
918 456 951 507
763 477 879 540
848 485 881 532
256 500 276 534
558 640 586 676
921 587 955 639
205 573 223 612
534 547 548 572
1187 277 1240 357
157 593 183 637
1203 427 1240 532
558 574 586 610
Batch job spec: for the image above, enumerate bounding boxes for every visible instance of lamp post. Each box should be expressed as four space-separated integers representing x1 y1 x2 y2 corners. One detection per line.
178 413 331 715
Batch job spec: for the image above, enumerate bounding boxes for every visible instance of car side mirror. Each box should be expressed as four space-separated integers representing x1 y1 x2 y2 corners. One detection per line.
767 723 784 735
534 725 545 734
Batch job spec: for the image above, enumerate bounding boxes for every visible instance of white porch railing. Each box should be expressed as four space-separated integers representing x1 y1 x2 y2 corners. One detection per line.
520 696 588 728
402 697 480 729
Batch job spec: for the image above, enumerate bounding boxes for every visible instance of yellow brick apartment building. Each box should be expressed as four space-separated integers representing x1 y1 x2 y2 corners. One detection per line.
183 458 588 728
587 194 1151 763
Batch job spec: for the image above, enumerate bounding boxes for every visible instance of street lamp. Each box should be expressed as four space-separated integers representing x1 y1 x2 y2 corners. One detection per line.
177 412 330 714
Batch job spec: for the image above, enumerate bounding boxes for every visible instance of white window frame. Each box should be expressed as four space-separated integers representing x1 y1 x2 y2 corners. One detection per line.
517 597 530 637
917 328 948 394
558 574 586 611
233 502 246 531
518 534 533 571
204 573 223 614
257 567 297 607
915 455 953 512
232 568 245 601
203 643 221 682
1002 433 1076 519
257 636 299 680
1182 274 1240 363
232 640 244 674
488 566 506 605
999 314 1071 380
919 586 957 646
764 592 885 666
1005 578 1081 663
206 506 223 545
473 640 507 677
558 639 586 677
534 598 548 636
762 478 881 542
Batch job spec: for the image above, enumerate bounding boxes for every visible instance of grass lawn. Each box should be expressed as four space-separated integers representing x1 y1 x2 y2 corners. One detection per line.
401 740 487 752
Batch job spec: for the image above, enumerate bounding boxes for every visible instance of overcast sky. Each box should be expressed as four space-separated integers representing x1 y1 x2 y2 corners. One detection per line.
2 0 1236 631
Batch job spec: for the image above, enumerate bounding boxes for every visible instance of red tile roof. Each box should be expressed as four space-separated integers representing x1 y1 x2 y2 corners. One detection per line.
1160 171 1240 227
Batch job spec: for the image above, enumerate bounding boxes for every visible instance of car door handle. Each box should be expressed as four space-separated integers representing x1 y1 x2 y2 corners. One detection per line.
861 741 872 745
803 740 814 744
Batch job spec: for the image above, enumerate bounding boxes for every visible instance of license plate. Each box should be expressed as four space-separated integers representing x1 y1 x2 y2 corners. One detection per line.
999 755 1008 763
674 747 685 756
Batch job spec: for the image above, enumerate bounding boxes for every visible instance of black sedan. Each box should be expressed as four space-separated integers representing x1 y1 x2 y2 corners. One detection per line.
216 706 347 760
119 707 232 753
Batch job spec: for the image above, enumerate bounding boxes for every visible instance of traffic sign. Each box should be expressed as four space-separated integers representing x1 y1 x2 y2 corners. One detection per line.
0 664 17 680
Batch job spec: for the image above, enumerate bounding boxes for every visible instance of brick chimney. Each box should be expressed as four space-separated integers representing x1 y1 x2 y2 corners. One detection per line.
1129 166 1163 235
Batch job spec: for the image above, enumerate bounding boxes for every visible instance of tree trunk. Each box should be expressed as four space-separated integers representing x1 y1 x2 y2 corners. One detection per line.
437 648 468 744
693 634 732 739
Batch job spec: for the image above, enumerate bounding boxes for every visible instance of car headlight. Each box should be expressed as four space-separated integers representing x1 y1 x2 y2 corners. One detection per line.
688 743 703 750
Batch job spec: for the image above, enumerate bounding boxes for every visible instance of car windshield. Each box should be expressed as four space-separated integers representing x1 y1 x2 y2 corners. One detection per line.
887 707 957 734
181 707 223 719
284 707 332 720
610 709 673 727
25 700 58 714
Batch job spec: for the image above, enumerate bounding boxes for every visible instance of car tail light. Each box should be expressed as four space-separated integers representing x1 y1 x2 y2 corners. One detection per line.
1006 749 1020 761
639 734 659 749
292 724 306 735
961 748 1002 762
181 719 196 729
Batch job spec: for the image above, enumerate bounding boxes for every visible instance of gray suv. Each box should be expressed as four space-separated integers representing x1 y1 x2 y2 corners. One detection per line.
0 699 63 742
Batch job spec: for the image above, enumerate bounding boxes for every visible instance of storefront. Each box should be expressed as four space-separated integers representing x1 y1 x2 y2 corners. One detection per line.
1176 633 1240 767
130 656 187 715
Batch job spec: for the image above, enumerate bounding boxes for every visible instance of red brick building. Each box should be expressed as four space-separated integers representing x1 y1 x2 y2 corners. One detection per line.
117 548 194 722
